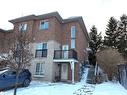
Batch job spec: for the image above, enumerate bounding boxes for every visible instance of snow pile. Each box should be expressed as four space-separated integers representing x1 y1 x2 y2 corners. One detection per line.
80 67 89 83
0 69 8 74
73 68 95 95
93 82 127 95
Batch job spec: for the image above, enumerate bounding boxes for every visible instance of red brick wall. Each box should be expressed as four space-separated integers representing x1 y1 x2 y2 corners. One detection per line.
13 17 62 43
54 18 62 44
74 63 79 81
0 32 5 52
68 63 72 81
68 63 79 81
62 21 88 63
76 23 88 62
33 18 55 42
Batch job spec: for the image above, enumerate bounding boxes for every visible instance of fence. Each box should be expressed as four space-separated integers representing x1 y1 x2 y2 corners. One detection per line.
118 64 127 90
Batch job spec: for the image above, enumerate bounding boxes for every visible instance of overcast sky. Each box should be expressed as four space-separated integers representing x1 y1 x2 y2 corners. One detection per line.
0 0 127 35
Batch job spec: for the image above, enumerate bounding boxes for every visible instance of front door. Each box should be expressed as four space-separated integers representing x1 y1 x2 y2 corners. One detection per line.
61 64 68 81
62 45 69 59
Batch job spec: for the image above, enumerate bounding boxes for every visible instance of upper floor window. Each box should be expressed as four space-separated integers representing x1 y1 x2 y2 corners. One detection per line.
19 23 27 32
35 43 47 57
71 26 76 49
39 21 49 30
71 39 75 49
71 26 76 38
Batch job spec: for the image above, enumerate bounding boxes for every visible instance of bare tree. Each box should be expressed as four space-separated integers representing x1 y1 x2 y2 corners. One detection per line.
3 30 33 95
0 60 8 69
96 47 123 81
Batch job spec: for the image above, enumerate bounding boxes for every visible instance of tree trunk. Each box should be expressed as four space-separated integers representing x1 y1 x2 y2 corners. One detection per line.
14 71 19 95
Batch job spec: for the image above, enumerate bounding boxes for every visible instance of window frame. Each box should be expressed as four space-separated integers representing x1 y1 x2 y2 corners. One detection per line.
39 20 49 30
71 38 75 49
35 63 45 76
35 43 48 58
71 26 76 38
71 26 76 49
19 23 28 32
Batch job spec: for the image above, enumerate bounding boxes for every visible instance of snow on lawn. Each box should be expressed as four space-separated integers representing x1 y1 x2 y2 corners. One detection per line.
0 68 89 95
0 82 85 95
93 82 127 95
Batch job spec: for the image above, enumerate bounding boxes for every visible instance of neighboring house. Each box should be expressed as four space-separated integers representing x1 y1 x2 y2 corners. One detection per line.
0 12 89 83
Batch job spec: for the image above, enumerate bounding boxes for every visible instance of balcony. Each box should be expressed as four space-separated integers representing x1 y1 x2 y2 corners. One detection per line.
53 49 77 60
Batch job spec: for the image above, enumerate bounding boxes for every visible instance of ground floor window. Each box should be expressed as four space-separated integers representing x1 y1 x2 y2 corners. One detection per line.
35 63 45 75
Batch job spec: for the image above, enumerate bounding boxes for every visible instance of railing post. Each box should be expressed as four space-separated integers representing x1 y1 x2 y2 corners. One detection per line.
54 50 55 59
70 61 75 84
61 50 62 59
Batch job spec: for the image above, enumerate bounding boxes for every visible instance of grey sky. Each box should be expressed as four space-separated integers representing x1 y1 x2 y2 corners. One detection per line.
0 0 127 35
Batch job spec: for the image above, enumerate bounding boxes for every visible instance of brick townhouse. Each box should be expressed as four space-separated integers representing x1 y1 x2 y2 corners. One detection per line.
0 12 89 83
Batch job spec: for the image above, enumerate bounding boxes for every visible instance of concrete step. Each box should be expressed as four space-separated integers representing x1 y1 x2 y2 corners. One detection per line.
86 66 96 84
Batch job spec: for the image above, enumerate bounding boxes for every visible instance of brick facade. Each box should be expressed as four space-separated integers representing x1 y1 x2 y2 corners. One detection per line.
0 12 89 82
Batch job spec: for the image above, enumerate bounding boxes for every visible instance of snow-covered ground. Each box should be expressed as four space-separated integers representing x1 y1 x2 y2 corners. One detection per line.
0 82 85 95
93 82 127 95
0 68 127 95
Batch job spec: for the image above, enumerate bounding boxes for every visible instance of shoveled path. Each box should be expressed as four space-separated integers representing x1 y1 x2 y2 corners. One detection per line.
73 84 95 95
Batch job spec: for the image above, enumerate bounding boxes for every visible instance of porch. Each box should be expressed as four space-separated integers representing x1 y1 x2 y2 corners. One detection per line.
53 49 78 84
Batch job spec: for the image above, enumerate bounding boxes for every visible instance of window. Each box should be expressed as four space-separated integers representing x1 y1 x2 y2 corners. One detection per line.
35 43 47 57
40 21 49 30
19 23 27 31
71 26 76 38
71 26 76 48
35 63 45 75
71 39 75 49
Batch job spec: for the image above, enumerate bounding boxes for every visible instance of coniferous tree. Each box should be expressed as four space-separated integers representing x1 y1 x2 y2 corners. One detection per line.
89 25 102 52
117 14 127 59
104 17 118 48
88 25 102 66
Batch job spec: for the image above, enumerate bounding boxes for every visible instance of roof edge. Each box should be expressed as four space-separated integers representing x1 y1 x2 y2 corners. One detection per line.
9 12 63 23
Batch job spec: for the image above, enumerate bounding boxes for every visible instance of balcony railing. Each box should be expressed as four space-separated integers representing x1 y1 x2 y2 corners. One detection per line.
54 49 77 60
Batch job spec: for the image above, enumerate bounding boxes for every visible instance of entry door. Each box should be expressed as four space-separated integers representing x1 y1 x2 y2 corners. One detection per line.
62 45 69 59
61 64 68 80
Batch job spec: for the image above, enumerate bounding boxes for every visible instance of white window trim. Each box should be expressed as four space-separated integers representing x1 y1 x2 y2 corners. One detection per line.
39 20 49 30
36 42 48 49
19 23 28 31
33 75 45 78
71 39 75 49
35 62 45 76
71 26 76 49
